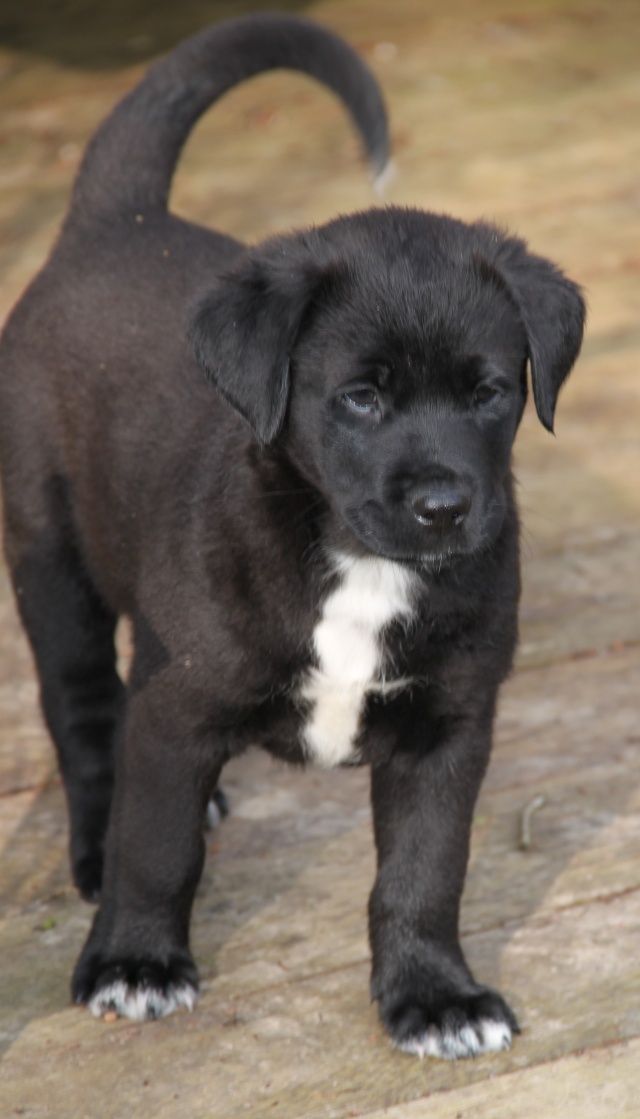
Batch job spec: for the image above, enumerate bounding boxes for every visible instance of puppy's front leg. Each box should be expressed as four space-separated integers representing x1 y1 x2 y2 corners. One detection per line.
72 684 221 1020
369 699 518 1059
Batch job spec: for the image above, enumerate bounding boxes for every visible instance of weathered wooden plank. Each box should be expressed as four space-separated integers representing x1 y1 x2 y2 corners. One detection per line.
364 1038 640 1119
2 887 639 1119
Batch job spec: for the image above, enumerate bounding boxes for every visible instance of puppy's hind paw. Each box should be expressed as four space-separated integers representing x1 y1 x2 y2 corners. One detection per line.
73 953 199 1021
72 853 104 903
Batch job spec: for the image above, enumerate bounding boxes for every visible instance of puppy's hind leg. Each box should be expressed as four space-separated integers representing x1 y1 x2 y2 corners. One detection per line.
5 479 123 902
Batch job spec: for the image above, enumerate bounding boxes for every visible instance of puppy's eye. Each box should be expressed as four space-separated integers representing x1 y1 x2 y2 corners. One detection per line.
344 389 378 412
473 384 499 407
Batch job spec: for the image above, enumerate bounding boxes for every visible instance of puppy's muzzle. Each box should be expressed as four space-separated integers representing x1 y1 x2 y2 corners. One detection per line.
410 482 471 536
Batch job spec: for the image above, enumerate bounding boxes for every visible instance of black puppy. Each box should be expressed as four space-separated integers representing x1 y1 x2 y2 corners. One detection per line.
0 15 584 1058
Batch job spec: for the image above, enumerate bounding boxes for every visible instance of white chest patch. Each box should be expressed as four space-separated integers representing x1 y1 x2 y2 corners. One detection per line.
300 554 418 768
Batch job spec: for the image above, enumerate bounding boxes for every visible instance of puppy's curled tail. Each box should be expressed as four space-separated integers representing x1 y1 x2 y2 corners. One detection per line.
69 14 389 221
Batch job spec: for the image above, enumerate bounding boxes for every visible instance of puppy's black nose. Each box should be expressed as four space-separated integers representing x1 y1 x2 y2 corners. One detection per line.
410 484 471 532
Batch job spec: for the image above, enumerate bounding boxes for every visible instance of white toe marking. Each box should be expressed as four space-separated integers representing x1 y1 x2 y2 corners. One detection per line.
89 978 198 1021
300 554 418 768
397 1017 512 1061
479 1018 512 1052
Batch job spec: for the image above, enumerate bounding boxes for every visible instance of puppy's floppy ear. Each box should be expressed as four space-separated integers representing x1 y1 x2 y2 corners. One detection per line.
491 235 586 432
189 244 322 445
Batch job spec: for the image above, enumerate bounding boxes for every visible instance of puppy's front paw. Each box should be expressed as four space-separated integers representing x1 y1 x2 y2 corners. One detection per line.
381 987 519 1060
72 952 199 1021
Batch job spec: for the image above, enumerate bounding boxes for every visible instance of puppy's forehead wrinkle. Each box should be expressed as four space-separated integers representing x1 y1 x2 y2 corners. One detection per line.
319 207 499 281
335 297 520 383
315 209 527 342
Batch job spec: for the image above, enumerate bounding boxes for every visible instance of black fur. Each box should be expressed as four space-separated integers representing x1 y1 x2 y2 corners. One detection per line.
0 15 584 1051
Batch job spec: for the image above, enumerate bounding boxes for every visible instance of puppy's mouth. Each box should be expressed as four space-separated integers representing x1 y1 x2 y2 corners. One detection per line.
364 540 471 569
341 513 470 567
340 497 505 569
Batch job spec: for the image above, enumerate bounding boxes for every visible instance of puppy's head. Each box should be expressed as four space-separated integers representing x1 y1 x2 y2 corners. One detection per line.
190 209 584 565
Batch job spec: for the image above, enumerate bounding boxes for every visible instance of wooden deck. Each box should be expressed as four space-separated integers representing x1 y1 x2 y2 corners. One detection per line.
1 1 639 1115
